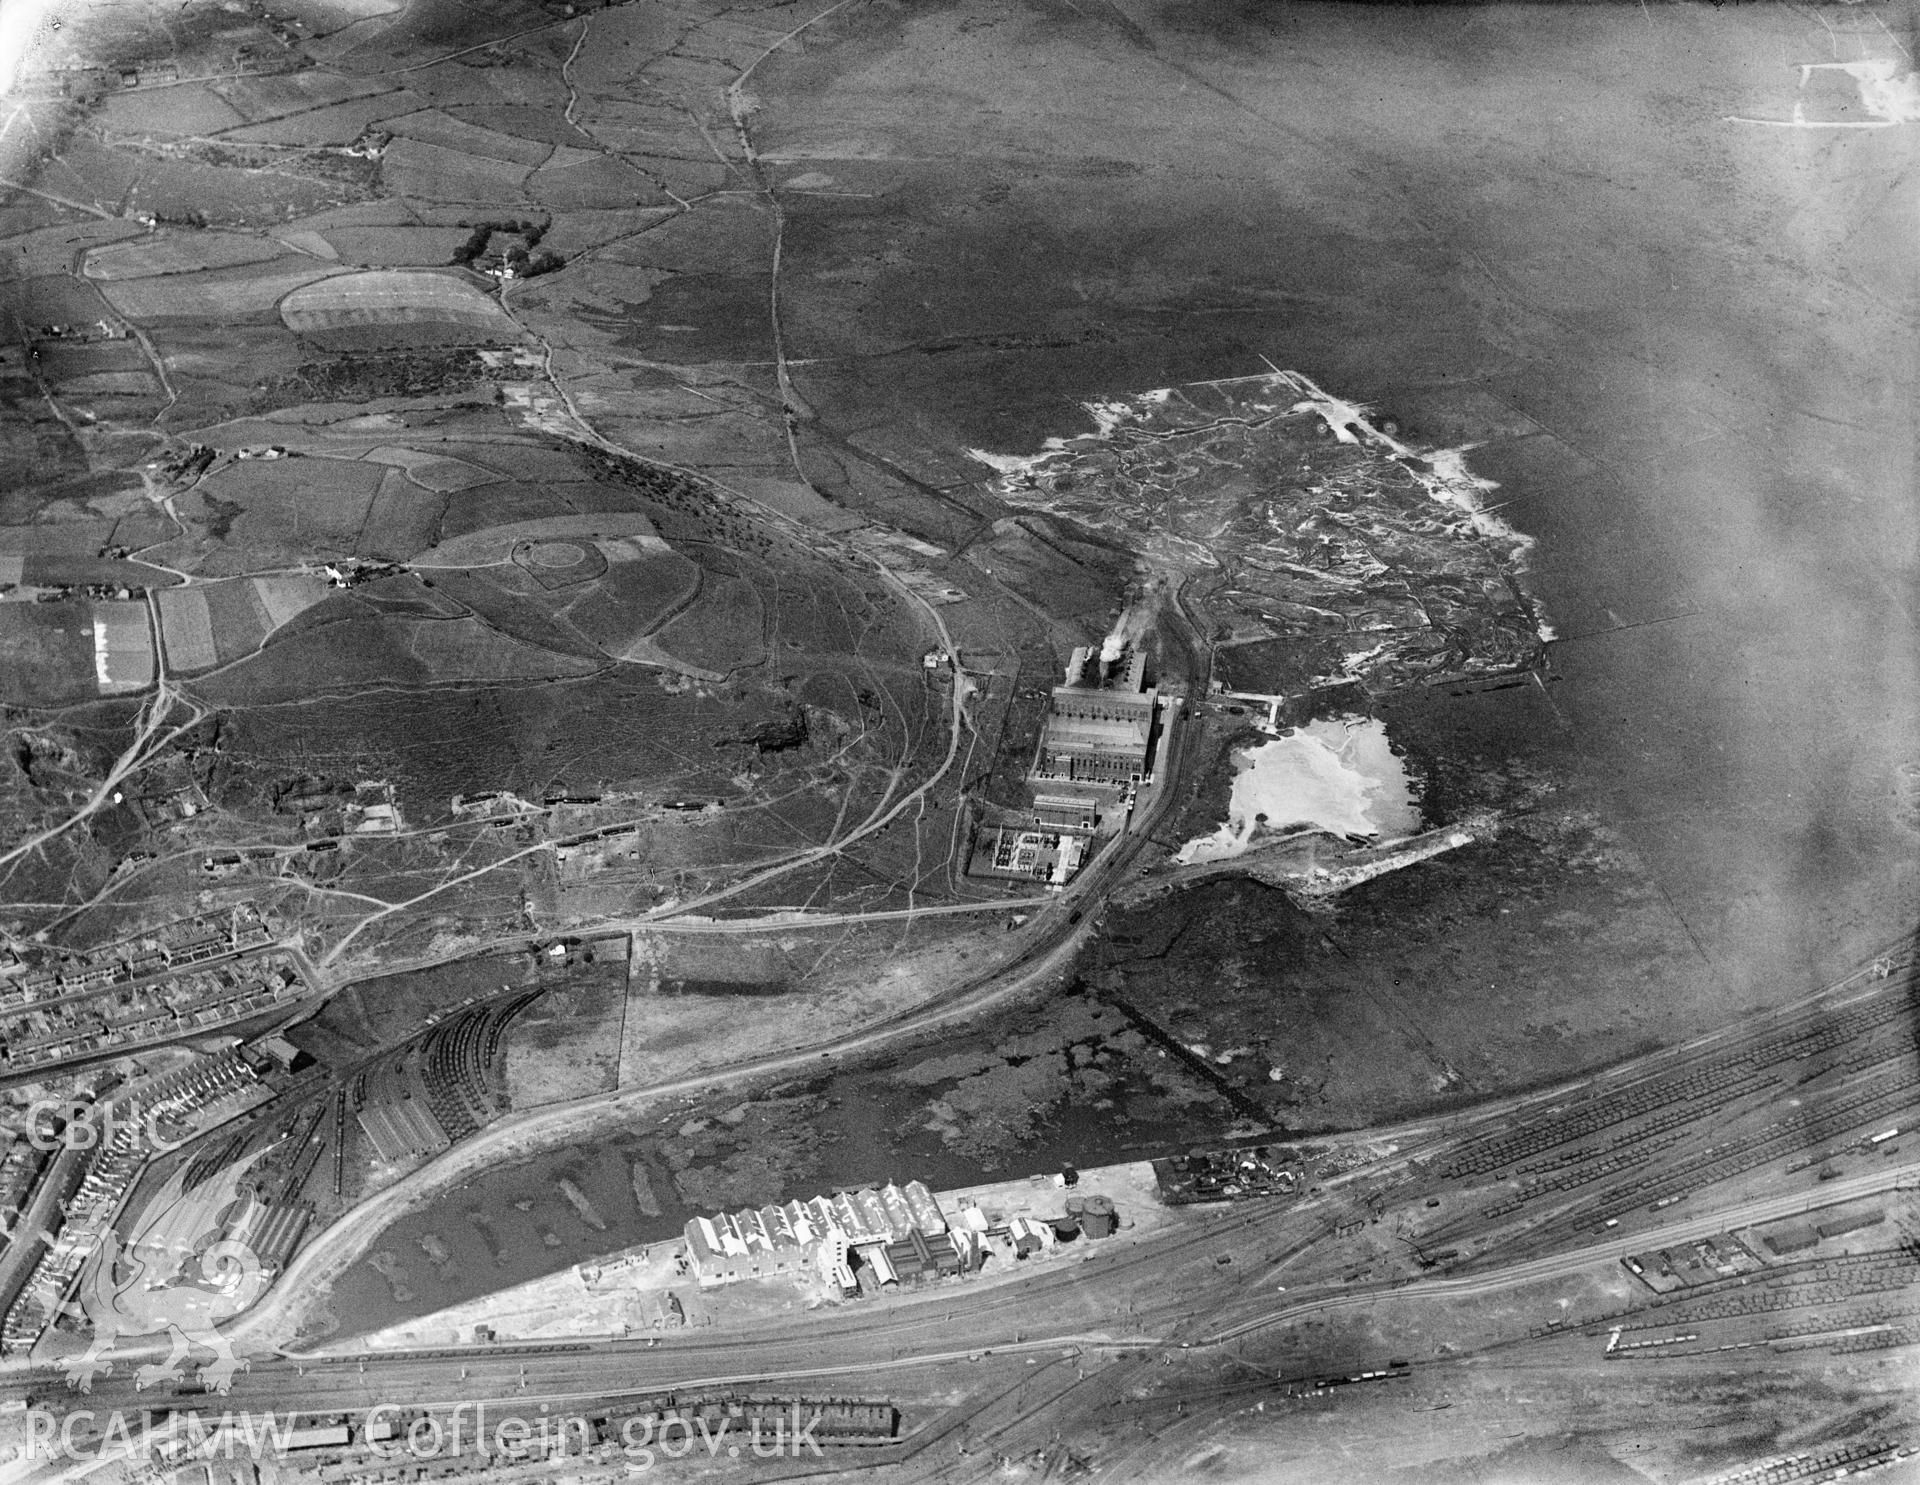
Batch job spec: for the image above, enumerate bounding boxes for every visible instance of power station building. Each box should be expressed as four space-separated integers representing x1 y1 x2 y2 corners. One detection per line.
967 637 1159 879
968 641 1171 887
1033 647 1159 793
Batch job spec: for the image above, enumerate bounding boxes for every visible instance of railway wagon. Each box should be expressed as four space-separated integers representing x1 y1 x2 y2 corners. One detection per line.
629 1396 898 1443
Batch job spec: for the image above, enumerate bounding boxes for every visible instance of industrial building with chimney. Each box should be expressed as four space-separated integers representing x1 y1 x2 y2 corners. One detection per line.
967 635 1171 886
1034 646 1158 792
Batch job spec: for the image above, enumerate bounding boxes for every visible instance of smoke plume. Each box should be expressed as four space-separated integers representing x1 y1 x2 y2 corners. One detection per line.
1099 582 1163 670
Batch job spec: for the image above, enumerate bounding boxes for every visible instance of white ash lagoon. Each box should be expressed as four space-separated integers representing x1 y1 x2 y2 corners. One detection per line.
1177 718 1420 864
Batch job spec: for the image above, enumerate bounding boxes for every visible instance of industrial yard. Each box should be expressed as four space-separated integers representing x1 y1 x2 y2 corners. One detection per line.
335 1161 1166 1350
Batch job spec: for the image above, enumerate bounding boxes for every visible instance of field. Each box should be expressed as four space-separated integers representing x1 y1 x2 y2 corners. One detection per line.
604 196 773 275
97 261 340 320
125 152 378 228
210 70 400 124
83 232 292 280
91 599 154 694
5 220 148 278
32 137 141 216
155 587 219 673
190 457 386 563
443 105 580 146
356 480 448 560
378 138 535 204
140 445 871 683
201 578 275 665
56 372 160 402
98 84 249 137
317 226 473 266
14 272 116 326
445 444 596 482
223 92 427 147
653 572 765 676
0 520 117 563
134 322 304 427
432 487 589 547
399 617 608 682
3 419 65 499
0 201 59 238
424 570 611 660
724 475 866 533
570 108 726 167
1 534 172 591
381 110 552 166
201 606 436 700
0 601 100 705
427 512 663 564
280 268 522 344
517 206 675 263
254 575 334 630
293 200 424 232
147 575 335 679
362 446 505 492
529 156 661 211
557 554 701 654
